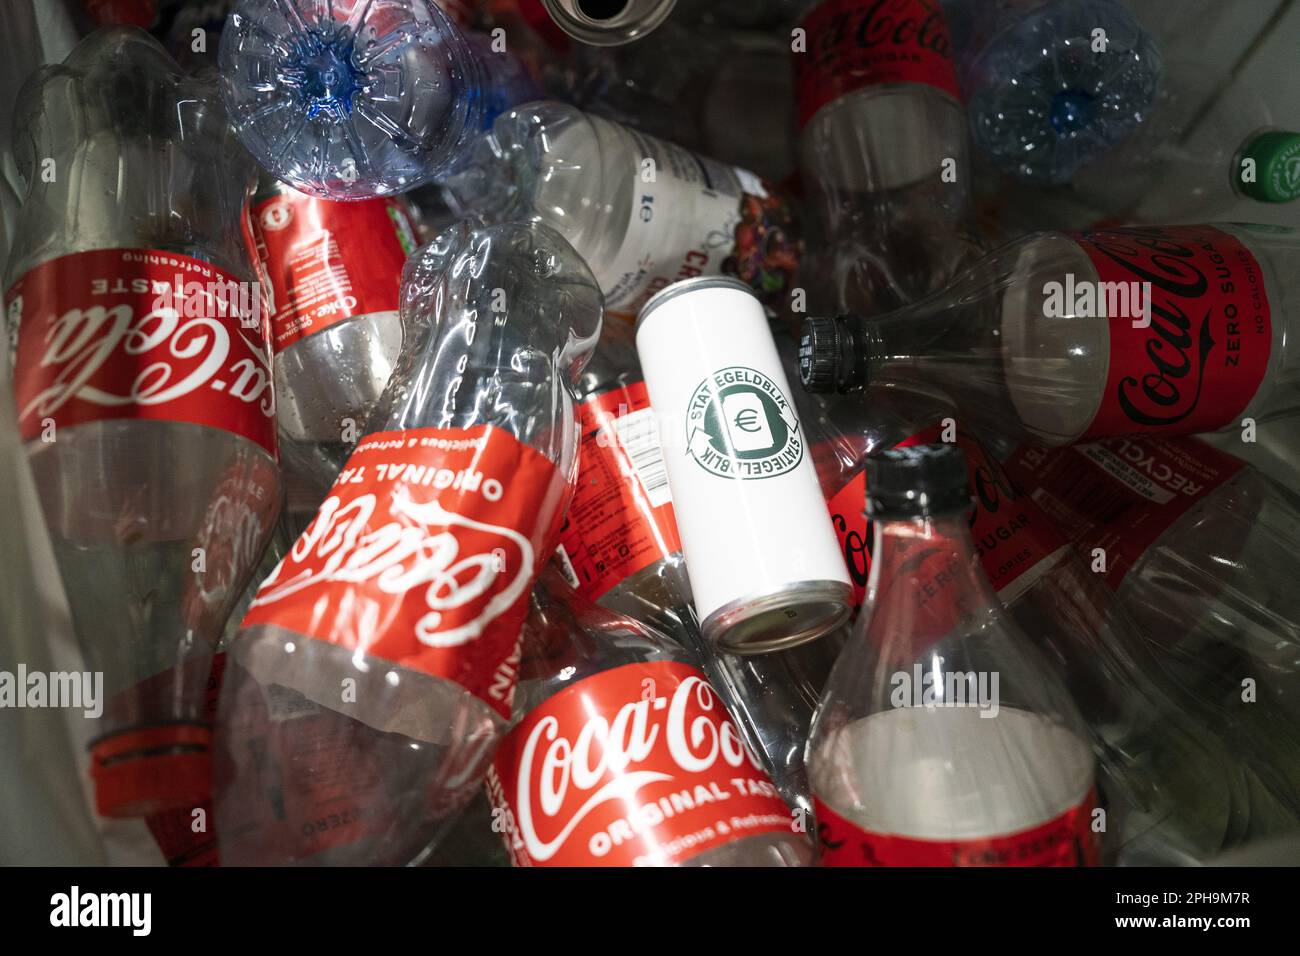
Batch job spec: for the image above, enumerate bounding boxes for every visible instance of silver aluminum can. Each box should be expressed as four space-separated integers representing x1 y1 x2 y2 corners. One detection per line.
635 276 851 653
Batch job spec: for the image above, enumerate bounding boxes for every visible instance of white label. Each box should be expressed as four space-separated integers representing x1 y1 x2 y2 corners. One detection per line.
597 119 746 313
608 405 673 509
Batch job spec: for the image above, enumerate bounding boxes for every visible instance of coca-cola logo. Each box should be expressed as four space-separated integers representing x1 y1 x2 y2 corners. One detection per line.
250 489 534 648
18 297 275 425
807 0 951 70
512 674 762 862
1080 228 1216 428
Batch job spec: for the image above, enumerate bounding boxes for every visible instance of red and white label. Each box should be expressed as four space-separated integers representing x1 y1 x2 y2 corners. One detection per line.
1072 225 1273 439
8 249 276 457
485 661 794 866
556 382 682 600
813 792 1100 866
247 191 416 353
1004 436 1245 587
826 426 1066 607
240 425 569 718
795 0 961 130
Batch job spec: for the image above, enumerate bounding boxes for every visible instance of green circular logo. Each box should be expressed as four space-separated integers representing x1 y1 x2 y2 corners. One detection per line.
685 366 803 479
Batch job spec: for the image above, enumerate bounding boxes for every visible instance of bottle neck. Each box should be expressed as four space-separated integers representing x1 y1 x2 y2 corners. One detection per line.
866 508 999 657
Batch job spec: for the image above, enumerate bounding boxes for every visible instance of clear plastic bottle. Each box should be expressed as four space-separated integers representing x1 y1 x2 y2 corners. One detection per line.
808 444 1101 866
1068 69 1300 222
244 175 420 512
954 0 1163 186
804 383 1281 862
214 220 602 864
441 101 803 318
219 0 537 199
486 565 811 866
1003 436 1300 804
793 0 981 316
799 223 1300 447
4 27 282 818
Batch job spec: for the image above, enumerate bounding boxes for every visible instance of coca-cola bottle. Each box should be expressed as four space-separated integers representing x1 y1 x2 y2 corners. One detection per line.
808 383 1300 861
808 444 1101 866
244 175 420 515
1003 436 1300 783
442 101 802 320
793 0 981 315
4 28 282 818
486 565 811 866
214 220 602 864
799 224 1300 446
557 315 842 812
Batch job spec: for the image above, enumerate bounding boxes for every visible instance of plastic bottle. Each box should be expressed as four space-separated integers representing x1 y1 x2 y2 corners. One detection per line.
799 223 1300 447
486 565 812 866
808 444 1101 866
954 0 1163 185
5 27 282 818
219 0 537 199
213 220 601 864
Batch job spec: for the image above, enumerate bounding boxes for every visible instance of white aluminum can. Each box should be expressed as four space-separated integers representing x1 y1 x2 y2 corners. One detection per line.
635 276 851 653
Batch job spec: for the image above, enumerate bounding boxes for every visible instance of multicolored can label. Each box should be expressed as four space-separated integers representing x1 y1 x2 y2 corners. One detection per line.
556 381 682 600
240 425 568 718
1071 225 1272 439
485 661 795 866
795 0 961 129
8 248 276 457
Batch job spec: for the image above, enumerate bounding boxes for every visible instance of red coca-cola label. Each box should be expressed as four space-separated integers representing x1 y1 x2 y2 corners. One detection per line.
556 382 682 600
8 249 276 456
1071 225 1273 438
1004 436 1245 587
795 0 961 129
826 427 1065 606
247 191 416 353
485 661 796 866
813 791 1099 866
240 426 569 718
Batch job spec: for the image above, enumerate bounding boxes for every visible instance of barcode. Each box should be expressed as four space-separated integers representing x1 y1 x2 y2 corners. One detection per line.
610 407 672 509
1028 455 1134 541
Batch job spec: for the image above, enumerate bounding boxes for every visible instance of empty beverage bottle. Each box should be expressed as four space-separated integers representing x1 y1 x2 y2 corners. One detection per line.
486 565 811 866
4 27 282 818
951 0 1162 185
244 175 420 514
219 0 537 199
557 315 842 812
1005 435 1300 731
214 220 601 864
799 223 1300 446
538 0 678 46
810 385 1294 862
442 101 802 319
1069 76 1300 222
808 445 1101 866
793 0 982 315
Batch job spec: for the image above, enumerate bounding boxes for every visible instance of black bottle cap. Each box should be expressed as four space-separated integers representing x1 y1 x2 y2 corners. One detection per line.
865 444 973 519
798 315 866 393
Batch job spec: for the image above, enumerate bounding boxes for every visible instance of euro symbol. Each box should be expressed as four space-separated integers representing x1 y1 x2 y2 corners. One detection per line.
733 407 763 433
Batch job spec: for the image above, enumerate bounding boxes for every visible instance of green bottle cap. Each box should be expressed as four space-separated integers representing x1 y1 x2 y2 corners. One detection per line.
1237 130 1300 203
